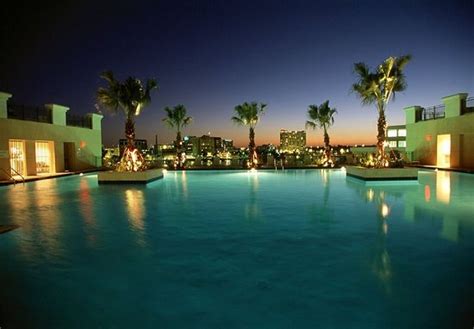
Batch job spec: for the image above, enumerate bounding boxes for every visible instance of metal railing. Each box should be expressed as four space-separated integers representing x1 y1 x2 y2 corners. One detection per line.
66 113 92 129
419 104 445 121
0 168 25 184
7 104 52 123
464 97 474 114
10 167 25 184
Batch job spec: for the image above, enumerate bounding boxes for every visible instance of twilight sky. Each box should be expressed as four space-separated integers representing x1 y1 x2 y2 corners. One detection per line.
1 0 472 147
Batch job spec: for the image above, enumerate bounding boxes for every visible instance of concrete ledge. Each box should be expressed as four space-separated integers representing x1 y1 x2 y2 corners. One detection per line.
98 169 164 184
346 166 419 181
0 225 20 235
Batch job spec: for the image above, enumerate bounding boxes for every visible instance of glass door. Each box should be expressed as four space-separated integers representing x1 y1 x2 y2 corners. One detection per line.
35 141 53 174
9 140 26 176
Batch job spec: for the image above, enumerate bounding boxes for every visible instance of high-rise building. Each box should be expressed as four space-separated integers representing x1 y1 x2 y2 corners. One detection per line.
280 129 306 152
183 135 229 157
119 139 148 154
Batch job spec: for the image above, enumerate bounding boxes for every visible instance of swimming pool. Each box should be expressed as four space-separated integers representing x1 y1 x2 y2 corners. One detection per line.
0 169 473 328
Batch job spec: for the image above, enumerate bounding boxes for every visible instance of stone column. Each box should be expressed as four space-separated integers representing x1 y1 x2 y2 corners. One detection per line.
45 104 69 125
404 105 422 124
0 92 12 119
442 93 468 118
87 113 104 131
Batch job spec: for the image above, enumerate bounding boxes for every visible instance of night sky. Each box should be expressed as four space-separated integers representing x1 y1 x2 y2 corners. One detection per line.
1 0 472 147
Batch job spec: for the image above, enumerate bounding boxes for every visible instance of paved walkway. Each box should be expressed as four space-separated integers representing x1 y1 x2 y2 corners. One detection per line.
0 169 101 186
412 164 474 174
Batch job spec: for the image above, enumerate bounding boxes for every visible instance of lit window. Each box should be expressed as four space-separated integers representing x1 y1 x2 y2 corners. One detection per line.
388 141 397 148
398 141 406 147
398 129 406 137
387 130 397 137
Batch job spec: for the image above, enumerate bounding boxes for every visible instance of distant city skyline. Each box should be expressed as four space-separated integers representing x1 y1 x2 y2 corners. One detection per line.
1 0 472 147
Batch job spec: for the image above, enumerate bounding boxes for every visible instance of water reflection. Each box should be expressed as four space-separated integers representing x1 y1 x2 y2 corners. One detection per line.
181 170 188 199
435 171 450 204
14 179 63 262
79 177 97 247
125 189 147 246
402 171 474 243
347 171 474 290
346 179 394 293
308 170 334 222
245 172 261 220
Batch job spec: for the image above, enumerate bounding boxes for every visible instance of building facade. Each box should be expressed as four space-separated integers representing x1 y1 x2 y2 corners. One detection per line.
0 92 103 181
280 129 306 152
404 93 474 169
386 125 407 149
183 135 228 157
119 139 148 155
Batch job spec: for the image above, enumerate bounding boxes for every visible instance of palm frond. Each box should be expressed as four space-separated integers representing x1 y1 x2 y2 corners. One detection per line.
305 120 317 130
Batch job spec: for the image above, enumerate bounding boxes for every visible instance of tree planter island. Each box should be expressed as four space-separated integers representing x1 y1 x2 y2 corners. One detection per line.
346 166 419 181
97 168 164 184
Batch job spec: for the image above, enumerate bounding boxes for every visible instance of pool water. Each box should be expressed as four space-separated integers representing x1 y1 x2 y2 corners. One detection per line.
0 169 473 328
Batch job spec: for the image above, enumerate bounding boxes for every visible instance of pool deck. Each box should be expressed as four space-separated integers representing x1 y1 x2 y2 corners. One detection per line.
0 225 20 234
410 164 474 174
0 169 102 186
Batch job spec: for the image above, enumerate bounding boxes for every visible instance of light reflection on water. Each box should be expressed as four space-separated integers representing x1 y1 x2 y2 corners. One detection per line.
0 170 473 328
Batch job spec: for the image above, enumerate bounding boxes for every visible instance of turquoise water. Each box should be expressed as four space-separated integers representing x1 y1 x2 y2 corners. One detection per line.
0 169 473 329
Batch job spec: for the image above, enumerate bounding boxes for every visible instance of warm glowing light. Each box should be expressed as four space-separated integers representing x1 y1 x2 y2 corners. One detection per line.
367 189 374 202
249 168 257 174
341 166 346 172
436 134 451 168
380 203 390 218
80 173 84 176
424 185 431 202
162 169 168 174
436 171 450 204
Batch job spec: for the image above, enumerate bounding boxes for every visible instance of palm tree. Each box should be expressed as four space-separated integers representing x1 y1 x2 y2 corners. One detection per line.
231 102 267 169
97 71 158 171
305 100 337 166
352 55 411 167
162 104 192 168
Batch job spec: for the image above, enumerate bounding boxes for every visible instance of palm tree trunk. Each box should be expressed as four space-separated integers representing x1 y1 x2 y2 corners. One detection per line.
176 131 182 168
125 117 135 149
249 127 256 168
323 126 331 162
377 110 387 167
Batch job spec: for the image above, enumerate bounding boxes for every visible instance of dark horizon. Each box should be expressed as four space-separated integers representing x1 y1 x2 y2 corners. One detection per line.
1 0 472 147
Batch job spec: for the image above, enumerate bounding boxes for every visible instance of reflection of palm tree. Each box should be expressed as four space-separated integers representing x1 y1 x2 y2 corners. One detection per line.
352 55 411 167
308 170 333 222
372 197 392 293
245 174 261 220
345 180 393 292
231 102 267 169
125 189 147 247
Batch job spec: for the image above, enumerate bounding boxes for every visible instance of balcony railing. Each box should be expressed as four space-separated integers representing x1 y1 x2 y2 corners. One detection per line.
7 103 52 123
66 113 92 129
464 97 474 114
419 104 445 121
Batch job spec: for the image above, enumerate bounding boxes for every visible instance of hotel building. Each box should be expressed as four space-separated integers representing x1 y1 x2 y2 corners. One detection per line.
0 91 103 181
404 93 474 169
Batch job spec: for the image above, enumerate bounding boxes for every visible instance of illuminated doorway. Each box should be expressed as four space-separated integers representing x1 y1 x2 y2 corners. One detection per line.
9 140 26 176
35 141 54 174
436 134 451 168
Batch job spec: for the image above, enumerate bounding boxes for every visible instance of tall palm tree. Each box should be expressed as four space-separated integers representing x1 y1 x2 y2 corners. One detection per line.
305 100 337 166
97 71 158 171
162 104 192 168
352 55 411 167
231 102 267 169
